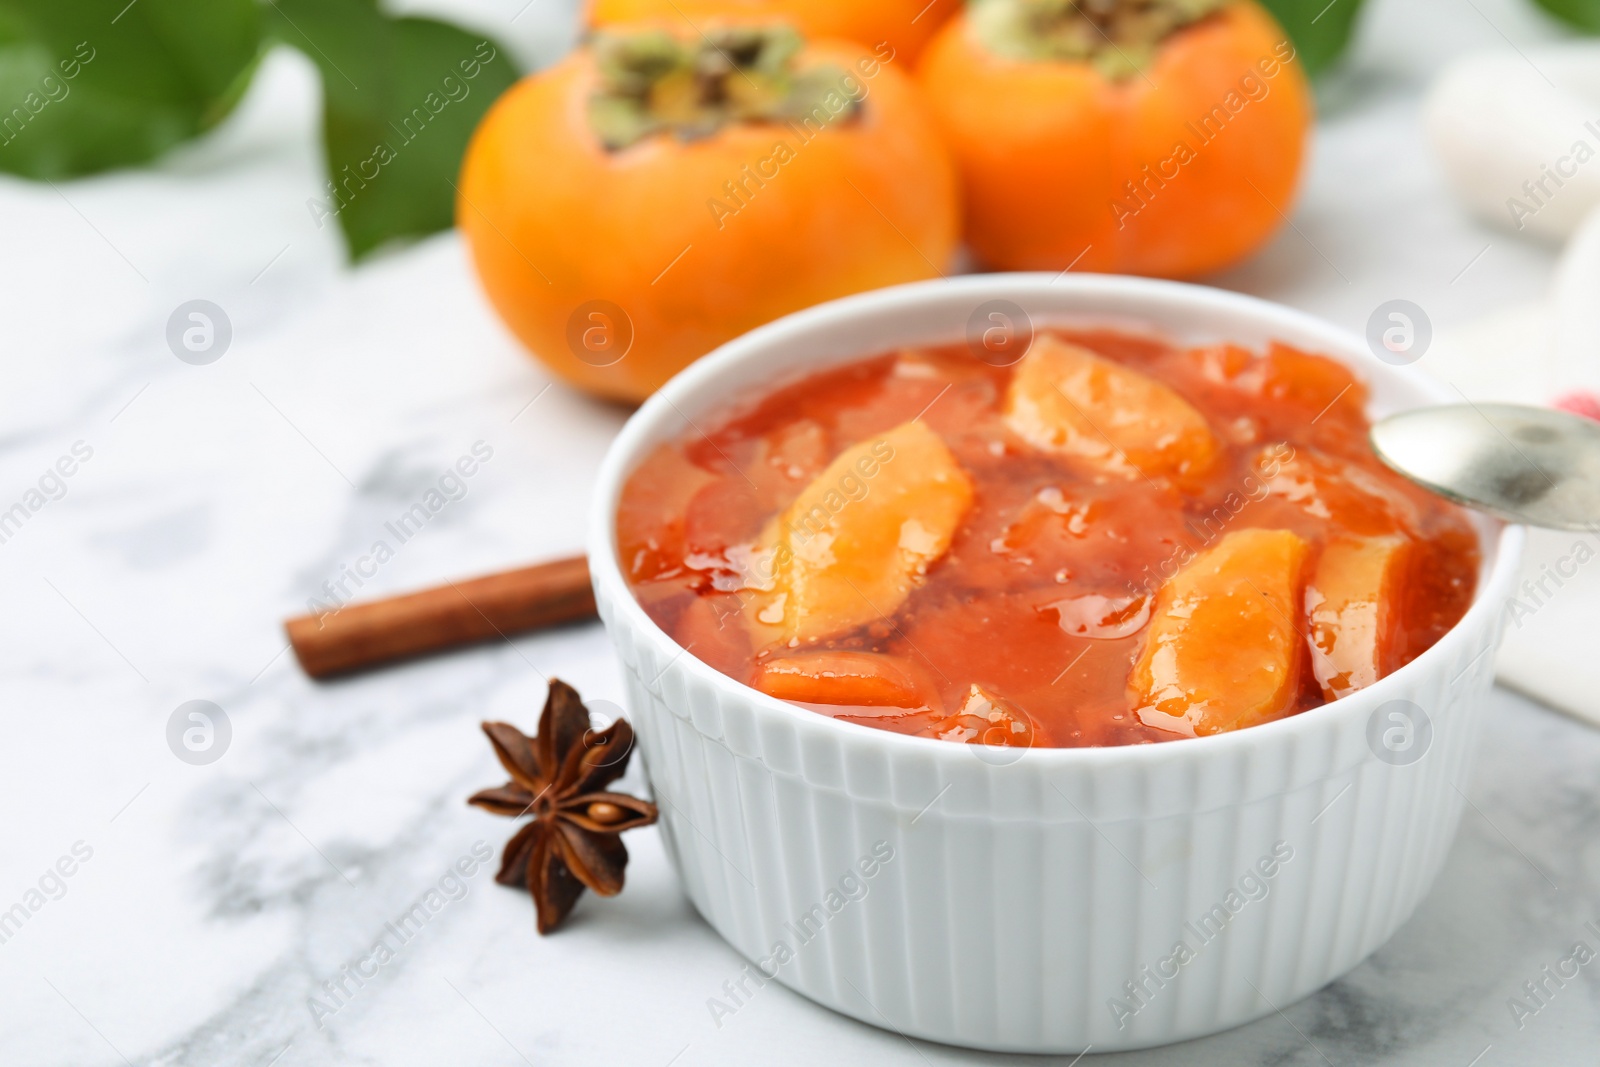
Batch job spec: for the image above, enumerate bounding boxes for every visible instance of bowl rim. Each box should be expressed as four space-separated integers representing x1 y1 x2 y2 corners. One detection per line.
588 272 1524 767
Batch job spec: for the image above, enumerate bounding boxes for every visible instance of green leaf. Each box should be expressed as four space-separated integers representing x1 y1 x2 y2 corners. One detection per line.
1255 0 1367 78
0 0 262 179
1530 0 1600 32
264 0 520 260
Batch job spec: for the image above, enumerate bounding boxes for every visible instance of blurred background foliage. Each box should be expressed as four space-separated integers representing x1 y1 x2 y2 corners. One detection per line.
1530 0 1600 29
0 0 1594 257
0 0 517 258
1255 0 1365 77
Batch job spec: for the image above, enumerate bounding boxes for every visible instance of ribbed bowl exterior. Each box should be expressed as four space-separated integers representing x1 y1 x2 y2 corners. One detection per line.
588 275 1523 1053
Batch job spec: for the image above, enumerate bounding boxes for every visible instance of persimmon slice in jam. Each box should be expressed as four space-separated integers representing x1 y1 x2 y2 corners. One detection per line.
619 330 1481 748
1129 528 1309 737
1005 336 1218 480
754 650 939 709
932 684 1042 747
1306 535 1410 701
753 419 974 644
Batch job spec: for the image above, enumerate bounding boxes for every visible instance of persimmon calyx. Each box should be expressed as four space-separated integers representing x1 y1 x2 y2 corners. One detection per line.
969 0 1226 78
589 26 860 150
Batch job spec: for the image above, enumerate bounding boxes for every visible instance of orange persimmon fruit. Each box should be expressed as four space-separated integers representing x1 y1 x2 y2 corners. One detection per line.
917 0 1312 277
587 0 961 65
458 25 958 402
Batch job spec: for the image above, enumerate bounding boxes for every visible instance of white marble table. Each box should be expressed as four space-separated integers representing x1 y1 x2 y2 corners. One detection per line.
2 0 1596 1063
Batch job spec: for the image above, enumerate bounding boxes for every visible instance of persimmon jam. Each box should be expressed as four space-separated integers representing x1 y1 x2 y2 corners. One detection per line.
617 330 1480 747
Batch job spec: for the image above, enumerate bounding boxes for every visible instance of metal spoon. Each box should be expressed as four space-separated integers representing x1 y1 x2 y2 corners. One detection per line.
1370 403 1600 530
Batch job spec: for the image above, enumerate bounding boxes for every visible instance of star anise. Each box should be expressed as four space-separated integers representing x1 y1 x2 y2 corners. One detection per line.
468 680 658 933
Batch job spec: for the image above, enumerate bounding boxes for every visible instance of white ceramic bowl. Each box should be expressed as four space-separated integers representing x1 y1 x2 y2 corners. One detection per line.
587 274 1522 1053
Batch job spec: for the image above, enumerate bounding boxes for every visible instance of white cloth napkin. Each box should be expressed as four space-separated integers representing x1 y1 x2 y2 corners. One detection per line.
1425 44 1600 726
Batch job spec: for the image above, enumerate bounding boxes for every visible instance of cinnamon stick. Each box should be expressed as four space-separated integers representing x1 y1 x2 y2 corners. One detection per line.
285 555 596 679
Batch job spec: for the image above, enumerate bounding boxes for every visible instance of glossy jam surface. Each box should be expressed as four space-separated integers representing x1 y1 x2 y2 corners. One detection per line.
617 330 1480 747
